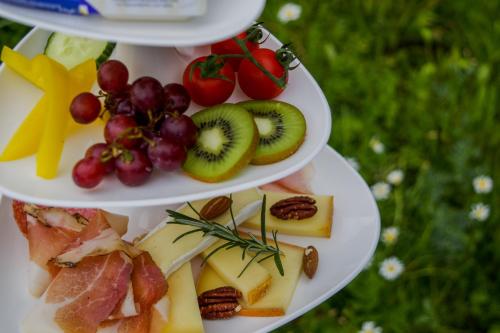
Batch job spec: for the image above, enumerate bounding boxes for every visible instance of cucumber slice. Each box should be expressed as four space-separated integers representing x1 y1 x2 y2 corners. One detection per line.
44 32 116 70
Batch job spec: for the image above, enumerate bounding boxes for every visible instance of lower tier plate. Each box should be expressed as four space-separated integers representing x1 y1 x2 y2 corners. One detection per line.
0 146 379 333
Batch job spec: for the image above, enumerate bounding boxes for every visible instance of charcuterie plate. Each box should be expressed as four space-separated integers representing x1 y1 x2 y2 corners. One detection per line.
0 146 379 333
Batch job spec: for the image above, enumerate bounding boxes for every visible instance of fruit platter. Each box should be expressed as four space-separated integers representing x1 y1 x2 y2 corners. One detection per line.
0 28 331 208
0 146 380 333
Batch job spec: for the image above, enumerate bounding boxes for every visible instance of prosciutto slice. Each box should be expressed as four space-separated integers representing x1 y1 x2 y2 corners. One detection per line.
260 163 315 194
22 251 133 333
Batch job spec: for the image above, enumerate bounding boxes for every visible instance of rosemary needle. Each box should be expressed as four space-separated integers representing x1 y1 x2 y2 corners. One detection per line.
166 195 284 277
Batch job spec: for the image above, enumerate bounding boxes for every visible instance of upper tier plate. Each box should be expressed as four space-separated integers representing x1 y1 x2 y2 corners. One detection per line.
0 0 266 46
0 28 331 208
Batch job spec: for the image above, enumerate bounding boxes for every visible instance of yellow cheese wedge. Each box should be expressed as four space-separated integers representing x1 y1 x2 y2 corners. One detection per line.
202 239 272 305
242 191 334 238
138 189 262 277
163 263 204 333
198 240 304 316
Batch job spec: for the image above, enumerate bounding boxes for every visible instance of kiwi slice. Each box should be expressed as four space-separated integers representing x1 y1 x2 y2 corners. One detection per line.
183 104 258 182
238 100 306 165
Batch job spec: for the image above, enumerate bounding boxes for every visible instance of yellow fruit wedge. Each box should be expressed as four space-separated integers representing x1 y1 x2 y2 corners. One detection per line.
202 239 272 305
138 189 261 278
163 263 204 333
32 56 70 179
242 191 334 238
0 46 43 88
198 240 304 316
0 96 47 161
0 47 97 167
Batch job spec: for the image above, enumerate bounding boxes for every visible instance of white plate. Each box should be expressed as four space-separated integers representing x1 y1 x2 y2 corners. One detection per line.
0 0 266 46
0 28 331 208
0 146 380 333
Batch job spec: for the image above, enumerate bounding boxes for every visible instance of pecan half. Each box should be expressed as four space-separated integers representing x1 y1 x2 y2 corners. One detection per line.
200 196 233 220
198 286 242 320
270 196 318 220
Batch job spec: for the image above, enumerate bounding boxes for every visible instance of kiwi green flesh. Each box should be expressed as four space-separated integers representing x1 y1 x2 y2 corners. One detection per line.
183 104 257 182
238 100 306 164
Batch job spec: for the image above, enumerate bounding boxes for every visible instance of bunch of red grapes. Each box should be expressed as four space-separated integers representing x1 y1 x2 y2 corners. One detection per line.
70 60 197 188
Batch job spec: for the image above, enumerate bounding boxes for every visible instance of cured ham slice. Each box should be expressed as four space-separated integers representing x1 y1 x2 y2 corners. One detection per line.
98 253 167 333
24 206 90 297
26 217 80 297
108 282 138 320
22 251 133 333
13 202 129 238
260 163 315 194
54 211 140 268
131 252 168 311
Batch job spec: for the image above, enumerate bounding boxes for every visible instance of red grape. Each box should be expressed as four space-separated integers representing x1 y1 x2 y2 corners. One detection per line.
72 156 105 189
85 143 115 174
164 83 190 114
98 60 129 94
115 149 153 186
116 98 137 117
160 114 198 148
104 115 140 148
147 137 186 171
130 76 165 113
70 92 101 124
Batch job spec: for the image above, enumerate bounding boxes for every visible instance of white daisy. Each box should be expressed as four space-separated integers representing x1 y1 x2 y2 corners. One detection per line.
359 321 382 333
381 227 399 245
387 169 404 185
379 256 404 280
469 203 490 221
277 3 302 23
346 157 360 171
369 137 385 154
473 175 493 194
371 182 391 200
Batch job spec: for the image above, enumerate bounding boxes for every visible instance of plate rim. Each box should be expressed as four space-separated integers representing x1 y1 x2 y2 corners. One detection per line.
0 27 332 208
0 0 267 47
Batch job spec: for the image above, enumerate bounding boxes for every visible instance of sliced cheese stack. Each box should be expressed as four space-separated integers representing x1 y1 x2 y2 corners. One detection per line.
138 188 261 277
242 191 334 237
202 240 272 305
198 240 304 316
163 263 204 333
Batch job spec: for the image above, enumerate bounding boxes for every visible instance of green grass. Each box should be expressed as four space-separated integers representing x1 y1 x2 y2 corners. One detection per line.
1 1 498 332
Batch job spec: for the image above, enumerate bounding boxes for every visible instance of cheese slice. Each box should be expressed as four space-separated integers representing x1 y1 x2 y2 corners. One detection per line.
242 191 334 237
198 240 304 316
202 240 272 305
163 263 204 333
138 189 261 278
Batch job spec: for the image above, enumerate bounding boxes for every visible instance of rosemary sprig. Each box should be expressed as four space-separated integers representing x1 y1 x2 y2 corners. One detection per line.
166 195 284 277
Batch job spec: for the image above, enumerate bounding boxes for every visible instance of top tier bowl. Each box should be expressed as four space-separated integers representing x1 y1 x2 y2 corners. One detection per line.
0 0 266 46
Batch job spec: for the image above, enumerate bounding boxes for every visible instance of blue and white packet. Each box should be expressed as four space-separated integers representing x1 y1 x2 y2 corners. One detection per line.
0 0 206 19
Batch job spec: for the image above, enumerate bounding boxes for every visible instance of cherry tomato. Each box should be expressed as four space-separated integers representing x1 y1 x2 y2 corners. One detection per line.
238 48 287 100
211 32 259 71
183 56 236 107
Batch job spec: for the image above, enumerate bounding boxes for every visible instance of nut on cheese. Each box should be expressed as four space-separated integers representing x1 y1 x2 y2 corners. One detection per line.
202 239 272 305
198 240 304 316
242 191 334 237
